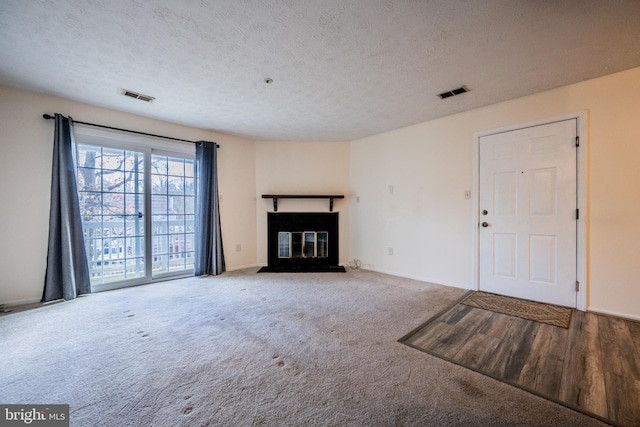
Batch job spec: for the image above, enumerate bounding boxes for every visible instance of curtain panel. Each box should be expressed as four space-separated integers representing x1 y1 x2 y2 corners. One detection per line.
42 114 91 301
194 141 225 276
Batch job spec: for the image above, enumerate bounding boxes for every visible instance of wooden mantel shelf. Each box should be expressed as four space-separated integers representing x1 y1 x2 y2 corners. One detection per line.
262 194 345 212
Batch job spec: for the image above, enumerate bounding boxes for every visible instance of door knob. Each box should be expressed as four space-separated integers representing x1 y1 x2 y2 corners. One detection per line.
481 222 489 227
482 210 488 215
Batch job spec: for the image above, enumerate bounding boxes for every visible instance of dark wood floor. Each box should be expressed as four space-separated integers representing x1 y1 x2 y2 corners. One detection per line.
401 301 640 427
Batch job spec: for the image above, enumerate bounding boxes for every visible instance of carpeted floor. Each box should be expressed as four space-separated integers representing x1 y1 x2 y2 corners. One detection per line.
0 269 609 426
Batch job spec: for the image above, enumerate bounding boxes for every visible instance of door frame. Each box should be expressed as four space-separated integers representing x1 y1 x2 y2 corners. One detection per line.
74 124 196 293
471 112 588 311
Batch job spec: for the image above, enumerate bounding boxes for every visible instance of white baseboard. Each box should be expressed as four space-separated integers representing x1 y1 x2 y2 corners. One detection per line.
1 297 42 307
588 307 640 322
226 264 261 272
359 266 472 290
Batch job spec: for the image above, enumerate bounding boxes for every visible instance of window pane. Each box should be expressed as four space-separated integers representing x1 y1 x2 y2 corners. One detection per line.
153 234 169 254
169 255 186 272
102 171 125 192
292 233 302 258
152 195 168 214
167 158 185 176
303 232 315 258
184 177 195 195
82 217 101 239
152 254 169 273
168 176 184 195
124 172 144 193
77 167 100 192
168 196 185 214
151 174 167 194
125 257 145 279
185 215 195 232
102 194 125 215
185 253 194 270
184 196 195 214
125 221 144 238
185 233 194 251
104 259 125 282
317 232 328 258
78 145 102 169
184 162 194 178
150 155 195 277
278 232 290 258
85 237 101 262
128 237 145 257
102 148 125 171
151 156 168 175
124 151 143 172
125 194 144 216
79 192 102 217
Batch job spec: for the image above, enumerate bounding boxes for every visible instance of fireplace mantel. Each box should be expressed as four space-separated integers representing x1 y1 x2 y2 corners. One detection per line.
261 194 345 212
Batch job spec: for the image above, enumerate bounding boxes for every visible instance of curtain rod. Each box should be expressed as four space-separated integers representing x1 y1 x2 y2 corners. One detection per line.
42 113 219 148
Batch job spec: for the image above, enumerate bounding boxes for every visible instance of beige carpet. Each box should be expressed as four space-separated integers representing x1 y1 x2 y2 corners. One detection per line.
462 291 573 328
0 270 605 427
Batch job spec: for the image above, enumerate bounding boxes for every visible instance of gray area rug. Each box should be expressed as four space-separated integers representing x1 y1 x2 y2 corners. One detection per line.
0 269 608 427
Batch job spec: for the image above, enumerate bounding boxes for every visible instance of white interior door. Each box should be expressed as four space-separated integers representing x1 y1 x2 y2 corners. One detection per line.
479 119 577 307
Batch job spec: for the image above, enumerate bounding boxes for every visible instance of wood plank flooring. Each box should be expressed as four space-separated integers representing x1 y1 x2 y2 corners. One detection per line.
401 301 640 427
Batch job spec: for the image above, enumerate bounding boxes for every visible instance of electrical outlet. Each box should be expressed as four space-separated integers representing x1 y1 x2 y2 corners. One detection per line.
388 185 394 193
235 244 241 252
388 247 394 256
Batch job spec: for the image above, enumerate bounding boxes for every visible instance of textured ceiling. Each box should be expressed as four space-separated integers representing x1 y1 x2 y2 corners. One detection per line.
1 0 640 141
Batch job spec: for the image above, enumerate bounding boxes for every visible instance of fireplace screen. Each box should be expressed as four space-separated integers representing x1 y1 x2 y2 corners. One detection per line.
278 231 328 258
262 212 342 272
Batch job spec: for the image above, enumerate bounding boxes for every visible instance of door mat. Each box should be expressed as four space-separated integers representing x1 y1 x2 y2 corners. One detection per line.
462 291 572 328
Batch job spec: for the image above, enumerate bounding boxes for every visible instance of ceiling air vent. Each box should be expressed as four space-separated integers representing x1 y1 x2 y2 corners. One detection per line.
121 89 155 103
437 86 469 99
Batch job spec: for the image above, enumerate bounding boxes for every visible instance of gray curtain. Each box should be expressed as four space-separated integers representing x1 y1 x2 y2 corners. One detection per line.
194 141 225 276
42 114 91 302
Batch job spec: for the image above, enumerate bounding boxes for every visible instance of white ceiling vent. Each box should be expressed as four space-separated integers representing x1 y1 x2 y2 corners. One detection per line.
121 89 155 102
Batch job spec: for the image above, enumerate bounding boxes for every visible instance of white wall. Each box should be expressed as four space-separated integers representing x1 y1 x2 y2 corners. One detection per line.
350 121 473 287
218 133 257 271
350 66 640 320
255 141 350 266
0 85 256 304
3 67 639 319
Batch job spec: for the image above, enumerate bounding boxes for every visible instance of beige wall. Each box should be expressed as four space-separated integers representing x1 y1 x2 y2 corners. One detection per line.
255 141 350 266
3 66 639 319
350 66 640 320
0 85 256 304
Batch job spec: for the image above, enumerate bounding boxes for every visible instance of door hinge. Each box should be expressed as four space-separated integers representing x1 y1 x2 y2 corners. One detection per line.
576 281 580 292
575 136 580 147
576 208 579 220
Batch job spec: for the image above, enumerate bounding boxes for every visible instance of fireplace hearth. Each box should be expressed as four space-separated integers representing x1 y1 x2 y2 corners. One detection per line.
258 212 345 273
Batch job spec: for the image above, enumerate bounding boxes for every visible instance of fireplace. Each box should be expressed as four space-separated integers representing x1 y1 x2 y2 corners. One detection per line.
259 212 345 272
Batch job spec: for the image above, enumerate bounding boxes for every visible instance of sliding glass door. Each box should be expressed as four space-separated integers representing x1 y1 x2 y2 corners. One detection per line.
75 141 194 290
77 145 146 285
150 154 195 277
